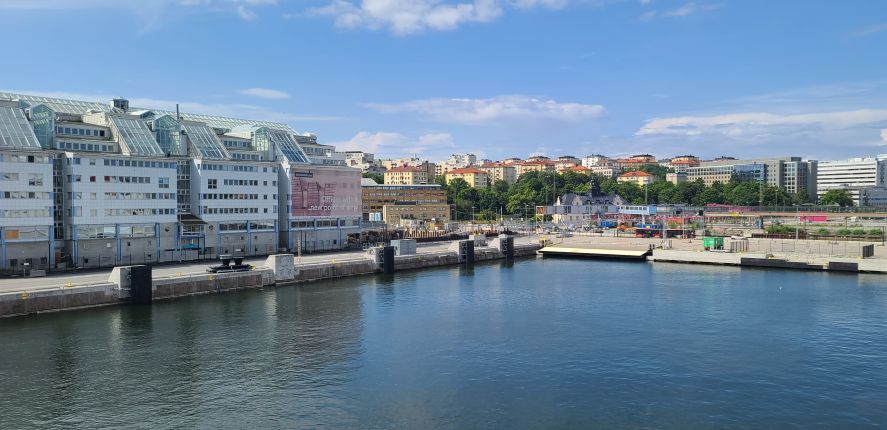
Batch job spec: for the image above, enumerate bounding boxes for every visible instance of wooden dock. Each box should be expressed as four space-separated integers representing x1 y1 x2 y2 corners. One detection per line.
537 246 651 260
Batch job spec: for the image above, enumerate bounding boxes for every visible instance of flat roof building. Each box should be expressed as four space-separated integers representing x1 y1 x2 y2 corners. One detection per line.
361 181 447 222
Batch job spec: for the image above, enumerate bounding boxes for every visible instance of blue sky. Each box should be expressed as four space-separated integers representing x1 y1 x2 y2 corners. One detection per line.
2 0 886 161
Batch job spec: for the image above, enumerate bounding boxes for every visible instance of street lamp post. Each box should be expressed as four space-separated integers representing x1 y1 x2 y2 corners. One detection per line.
472 206 476 231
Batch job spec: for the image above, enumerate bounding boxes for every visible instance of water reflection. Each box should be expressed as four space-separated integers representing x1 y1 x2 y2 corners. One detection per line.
2 259 887 429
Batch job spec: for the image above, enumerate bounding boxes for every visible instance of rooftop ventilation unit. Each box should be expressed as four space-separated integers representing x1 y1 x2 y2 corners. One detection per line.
112 97 129 112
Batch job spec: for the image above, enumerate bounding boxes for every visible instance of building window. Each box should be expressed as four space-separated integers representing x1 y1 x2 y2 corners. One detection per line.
208 179 217 189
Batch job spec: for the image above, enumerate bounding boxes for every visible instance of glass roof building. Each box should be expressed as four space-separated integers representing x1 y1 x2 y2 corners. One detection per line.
0 100 42 150
0 91 317 164
0 92 360 274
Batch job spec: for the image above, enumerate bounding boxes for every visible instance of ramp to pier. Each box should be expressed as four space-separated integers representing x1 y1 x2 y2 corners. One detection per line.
538 247 651 260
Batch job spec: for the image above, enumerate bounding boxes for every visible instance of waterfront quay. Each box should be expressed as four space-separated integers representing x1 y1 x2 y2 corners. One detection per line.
0 236 539 318
4 231 887 318
541 233 887 274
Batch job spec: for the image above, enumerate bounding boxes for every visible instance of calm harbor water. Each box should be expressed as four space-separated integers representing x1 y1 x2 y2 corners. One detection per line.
2 259 887 429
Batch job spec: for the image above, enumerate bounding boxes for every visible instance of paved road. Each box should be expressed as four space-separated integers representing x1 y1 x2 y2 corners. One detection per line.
0 237 537 293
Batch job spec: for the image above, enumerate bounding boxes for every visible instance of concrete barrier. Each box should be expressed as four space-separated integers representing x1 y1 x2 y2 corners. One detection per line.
391 239 417 256
651 249 745 265
264 254 297 282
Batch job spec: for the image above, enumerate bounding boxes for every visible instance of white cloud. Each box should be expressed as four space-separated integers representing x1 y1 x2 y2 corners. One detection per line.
308 0 571 35
637 109 887 137
368 95 604 124
335 131 408 152
882 129 887 144
309 0 502 35
640 1 721 20
412 132 456 153
0 0 277 22
511 0 570 9
333 131 456 156
237 87 291 99
852 22 887 38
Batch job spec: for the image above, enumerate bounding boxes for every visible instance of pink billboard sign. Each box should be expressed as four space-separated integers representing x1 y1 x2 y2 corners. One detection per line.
800 215 828 222
290 167 362 218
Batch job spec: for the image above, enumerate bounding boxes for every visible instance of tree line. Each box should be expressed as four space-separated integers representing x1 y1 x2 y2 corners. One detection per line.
365 168 855 221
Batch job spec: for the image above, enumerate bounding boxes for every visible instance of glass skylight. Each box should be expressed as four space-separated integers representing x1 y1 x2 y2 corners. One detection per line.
110 115 165 156
0 105 42 149
182 122 230 160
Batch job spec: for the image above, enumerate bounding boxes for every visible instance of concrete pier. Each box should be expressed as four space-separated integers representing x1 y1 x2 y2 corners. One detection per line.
0 239 540 318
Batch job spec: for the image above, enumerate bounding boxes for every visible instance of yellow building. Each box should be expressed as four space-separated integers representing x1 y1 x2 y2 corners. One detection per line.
479 162 517 185
384 165 429 185
362 181 447 221
445 167 490 188
617 170 656 186
382 203 451 227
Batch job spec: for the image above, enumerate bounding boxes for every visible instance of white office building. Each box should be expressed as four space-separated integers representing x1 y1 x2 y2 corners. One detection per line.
0 92 362 274
817 157 887 206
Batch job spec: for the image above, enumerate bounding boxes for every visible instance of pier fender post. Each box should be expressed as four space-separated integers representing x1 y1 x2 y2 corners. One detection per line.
382 246 396 274
465 240 475 265
448 239 474 264
129 265 153 305
489 235 514 259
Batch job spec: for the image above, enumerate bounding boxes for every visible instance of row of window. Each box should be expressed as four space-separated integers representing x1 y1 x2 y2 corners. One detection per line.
104 176 152 184
206 179 276 189
223 179 259 186
201 193 272 200
80 208 176 217
0 173 43 186
202 207 263 214
57 126 107 137
102 192 175 200
2 226 50 241
290 219 357 228
222 140 251 149
0 209 51 218
231 153 260 160
1 191 51 199
0 154 51 164
218 221 276 231
76 224 155 239
56 141 116 152
66 192 175 200
103 159 176 169
200 164 274 173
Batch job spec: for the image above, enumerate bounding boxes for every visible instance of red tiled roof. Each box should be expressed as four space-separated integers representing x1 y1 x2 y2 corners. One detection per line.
447 167 486 175
620 171 652 177
565 165 590 171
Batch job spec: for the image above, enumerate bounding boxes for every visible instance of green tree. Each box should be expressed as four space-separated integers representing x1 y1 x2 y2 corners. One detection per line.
362 172 383 184
635 163 671 180
725 181 761 205
792 189 811 205
820 189 854 207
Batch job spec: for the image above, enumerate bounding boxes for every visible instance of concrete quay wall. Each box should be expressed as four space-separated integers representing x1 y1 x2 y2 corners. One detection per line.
651 249 887 274
1 242 541 318
0 283 122 318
